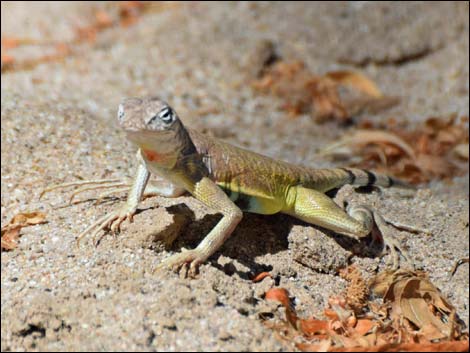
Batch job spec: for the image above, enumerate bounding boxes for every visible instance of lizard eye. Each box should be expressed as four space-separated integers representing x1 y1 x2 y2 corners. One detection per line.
158 107 174 124
117 104 125 122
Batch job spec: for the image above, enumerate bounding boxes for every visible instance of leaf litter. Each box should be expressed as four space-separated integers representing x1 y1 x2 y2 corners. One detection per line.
1 211 47 251
252 59 468 184
1 2 179 73
252 60 399 124
319 115 469 184
260 266 468 352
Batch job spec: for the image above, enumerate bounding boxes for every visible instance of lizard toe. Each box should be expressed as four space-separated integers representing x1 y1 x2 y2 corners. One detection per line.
155 249 204 277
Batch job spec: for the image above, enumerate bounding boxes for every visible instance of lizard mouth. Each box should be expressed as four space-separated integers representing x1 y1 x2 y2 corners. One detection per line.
125 129 177 149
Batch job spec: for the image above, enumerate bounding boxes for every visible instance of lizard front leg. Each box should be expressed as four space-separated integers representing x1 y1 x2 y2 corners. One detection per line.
75 163 150 245
77 163 187 245
155 177 243 277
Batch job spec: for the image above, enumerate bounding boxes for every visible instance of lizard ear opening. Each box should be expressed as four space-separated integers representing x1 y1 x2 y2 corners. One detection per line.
117 104 125 122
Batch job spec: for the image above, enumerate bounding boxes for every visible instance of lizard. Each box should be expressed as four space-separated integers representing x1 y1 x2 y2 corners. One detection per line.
41 96 426 276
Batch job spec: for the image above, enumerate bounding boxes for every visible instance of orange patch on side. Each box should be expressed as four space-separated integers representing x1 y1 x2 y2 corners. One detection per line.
143 149 165 162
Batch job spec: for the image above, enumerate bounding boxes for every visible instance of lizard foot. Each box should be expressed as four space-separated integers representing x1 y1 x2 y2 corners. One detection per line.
154 248 205 278
40 178 131 204
372 211 430 270
76 204 137 246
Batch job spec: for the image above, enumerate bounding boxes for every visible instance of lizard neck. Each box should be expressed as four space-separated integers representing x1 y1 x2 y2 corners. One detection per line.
130 123 199 170
138 126 208 193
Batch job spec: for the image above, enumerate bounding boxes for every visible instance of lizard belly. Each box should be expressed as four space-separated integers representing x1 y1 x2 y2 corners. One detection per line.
217 183 283 215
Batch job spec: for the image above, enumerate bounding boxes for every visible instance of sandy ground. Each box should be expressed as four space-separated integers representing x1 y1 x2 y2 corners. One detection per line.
1 2 469 351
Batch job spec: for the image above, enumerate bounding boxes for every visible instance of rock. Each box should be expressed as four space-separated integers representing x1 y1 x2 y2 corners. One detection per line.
121 206 192 251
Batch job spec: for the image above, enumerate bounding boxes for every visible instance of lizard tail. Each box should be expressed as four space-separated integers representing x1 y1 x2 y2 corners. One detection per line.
337 167 414 190
303 167 415 192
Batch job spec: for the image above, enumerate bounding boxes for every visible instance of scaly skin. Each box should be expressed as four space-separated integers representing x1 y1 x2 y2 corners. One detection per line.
42 96 426 276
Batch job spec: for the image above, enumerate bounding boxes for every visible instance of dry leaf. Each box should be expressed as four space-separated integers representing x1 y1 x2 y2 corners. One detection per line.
252 60 396 123
306 76 349 122
299 318 330 336
251 271 272 283
319 114 468 184
371 269 464 341
1 54 15 69
119 1 145 26
296 340 332 352
325 71 382 98
1 211 47 251
413 154 458 179
95 10 113 29
453 144 469 160
319 130 415 160
354 319 376 336
328 340 469 352
10 211 47 227
1 3 158 73
262 268 467 352
1 226 22 251
1 37 22 49
265 288 298 327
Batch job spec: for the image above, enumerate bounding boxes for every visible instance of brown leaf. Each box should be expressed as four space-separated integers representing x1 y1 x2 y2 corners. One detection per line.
371 269 462 340
298 318 330 336
325 71 382 98
251 271 272 283
95 10 114 29
1 211 47 251
328 340 469 352
324 308 340 321
296 340 332 352
263 268 467 352
265 288 298 327
119 1 145 26
2 38 19 49
414 154 457 179
453 143 469 160
1 54 15 70
319 113 469 184
10 211 47 227
319 130 415 160
1 226 22 251
354 319 376 336
252 60 394 123
307 76 349 123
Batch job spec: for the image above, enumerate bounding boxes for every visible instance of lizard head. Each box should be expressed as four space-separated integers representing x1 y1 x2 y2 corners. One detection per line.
118 96 182 134
117 96 195 168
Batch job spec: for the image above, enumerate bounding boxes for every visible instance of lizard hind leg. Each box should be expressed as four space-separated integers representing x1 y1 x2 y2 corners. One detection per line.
285 186 412 269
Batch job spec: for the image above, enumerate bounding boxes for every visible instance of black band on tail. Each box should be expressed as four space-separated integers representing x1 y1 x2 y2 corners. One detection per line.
362 169 377 186
341 168 356 184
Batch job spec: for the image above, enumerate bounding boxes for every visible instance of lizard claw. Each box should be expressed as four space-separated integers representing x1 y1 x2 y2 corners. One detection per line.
154 249 205 278
109 209 133 233
77 205 137 246
372 211 414 270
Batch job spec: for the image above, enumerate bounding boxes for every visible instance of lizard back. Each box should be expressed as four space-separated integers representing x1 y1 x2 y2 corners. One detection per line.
188 129 410 213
